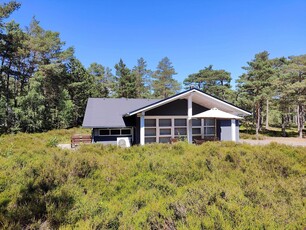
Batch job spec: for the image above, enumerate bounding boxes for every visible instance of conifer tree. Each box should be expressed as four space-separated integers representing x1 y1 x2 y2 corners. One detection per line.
115 59 136 98
183 65 233 101
236 51 274 138
131 57 151 98
286 55 306 138
152 57 180 98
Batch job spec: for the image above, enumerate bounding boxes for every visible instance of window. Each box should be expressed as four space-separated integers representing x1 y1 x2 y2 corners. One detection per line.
99 128 132 137
145 137 156 143
159 137 171 143
192 119 202 140
121 129 131 135
175 119 187 126
100 129 109 136
144 117 187 144
174 118 187 139
204 119 215 126
192 119 201 126
192 118 216 139
111 130 120 135
160 128 171 135
145 128 156 137
145 119 156 127
175 128 187 136
192 128 201 135
159 119 171 127
204 119 215 137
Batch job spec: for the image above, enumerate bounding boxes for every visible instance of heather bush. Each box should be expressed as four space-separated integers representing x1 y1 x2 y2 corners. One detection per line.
0 129 305 229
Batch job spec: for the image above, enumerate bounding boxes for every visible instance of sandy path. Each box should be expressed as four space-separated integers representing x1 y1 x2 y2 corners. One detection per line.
240 137 306 147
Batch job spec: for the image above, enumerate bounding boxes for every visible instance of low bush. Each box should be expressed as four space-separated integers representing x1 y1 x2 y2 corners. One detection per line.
0 130 305 229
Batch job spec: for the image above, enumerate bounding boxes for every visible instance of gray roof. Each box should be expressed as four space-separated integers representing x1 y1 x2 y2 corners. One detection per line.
82 98 159 128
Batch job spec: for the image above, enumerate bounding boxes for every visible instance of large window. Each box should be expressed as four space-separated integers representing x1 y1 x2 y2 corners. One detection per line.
144 117 216 143
144 117 187 144
192 118 216 140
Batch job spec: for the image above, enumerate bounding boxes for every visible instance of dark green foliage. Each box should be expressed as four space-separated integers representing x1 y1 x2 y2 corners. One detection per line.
132 57 152 98
115 59 137 98
183 65 233 101
0 130 305 229
237 51 275 137
152 57 181 98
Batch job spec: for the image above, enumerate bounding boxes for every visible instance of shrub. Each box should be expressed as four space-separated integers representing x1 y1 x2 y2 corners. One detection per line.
0 130 305 229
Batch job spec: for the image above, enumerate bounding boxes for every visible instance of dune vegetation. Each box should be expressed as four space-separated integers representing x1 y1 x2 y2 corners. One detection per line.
0 129 305 229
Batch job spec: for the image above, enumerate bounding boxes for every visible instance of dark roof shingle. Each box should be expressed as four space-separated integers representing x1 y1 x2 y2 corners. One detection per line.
82 98 159 128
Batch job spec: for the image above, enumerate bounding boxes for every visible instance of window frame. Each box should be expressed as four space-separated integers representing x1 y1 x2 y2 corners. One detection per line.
144 116 188 144
98 128 133 137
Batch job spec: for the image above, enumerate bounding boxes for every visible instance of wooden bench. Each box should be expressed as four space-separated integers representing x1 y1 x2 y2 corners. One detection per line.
194 136 219 145
71 134 92 148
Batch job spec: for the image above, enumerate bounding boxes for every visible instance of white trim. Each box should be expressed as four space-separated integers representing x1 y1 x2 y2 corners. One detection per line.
126 89 251 117
187 93 193 143
144 116 187 119
194 90 251 116
140 112 145 145
231 119 236 142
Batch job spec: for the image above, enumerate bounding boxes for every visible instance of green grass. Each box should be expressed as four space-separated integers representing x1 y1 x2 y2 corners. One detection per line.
0 129 305 229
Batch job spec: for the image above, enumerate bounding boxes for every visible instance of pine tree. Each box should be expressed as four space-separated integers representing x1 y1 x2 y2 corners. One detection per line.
236 51 274 138
67 58 95 126
115 59 136 98
286 55 306 138
183 65 233 101
132 57 151 98
152 57 180 98
87 63 114 97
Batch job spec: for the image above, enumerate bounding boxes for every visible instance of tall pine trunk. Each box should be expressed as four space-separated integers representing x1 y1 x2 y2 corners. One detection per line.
281 114 286 137
297 104 304 138
5 62 12 132
265 99 269 129
256 102 261 139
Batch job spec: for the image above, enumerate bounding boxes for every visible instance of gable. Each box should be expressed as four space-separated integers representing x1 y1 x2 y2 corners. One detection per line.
125 89 251 117
145 99 208 116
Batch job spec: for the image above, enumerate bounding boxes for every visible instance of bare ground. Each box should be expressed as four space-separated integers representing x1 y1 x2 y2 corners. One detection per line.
239 137 306 147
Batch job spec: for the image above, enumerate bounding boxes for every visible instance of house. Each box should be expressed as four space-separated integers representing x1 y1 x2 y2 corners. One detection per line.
82 88 251 146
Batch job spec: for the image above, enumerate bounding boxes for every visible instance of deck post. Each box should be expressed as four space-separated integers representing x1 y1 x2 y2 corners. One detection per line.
231 119 236 142
140 112 145 145
187 93 193 143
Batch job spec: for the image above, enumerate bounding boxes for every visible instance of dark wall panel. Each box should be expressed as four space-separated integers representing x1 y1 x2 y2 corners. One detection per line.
146 99 208 116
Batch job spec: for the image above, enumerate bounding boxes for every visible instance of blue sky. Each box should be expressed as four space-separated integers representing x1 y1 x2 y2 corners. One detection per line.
9 0 306 88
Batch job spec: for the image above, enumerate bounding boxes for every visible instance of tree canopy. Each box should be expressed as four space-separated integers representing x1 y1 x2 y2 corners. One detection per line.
183 65 233 101
0 1 305 137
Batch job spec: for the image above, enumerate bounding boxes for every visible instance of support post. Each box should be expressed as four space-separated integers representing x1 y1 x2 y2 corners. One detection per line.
140 112 145 145
231 119 236 142
187 93 193 143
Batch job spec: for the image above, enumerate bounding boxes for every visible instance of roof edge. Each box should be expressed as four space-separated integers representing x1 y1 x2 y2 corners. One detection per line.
125 88 251 116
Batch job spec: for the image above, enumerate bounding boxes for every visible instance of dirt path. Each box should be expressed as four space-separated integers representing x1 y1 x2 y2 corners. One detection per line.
240 137 306 147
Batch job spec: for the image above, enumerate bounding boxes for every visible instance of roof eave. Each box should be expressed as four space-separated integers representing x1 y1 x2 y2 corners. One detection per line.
125 88 251 116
